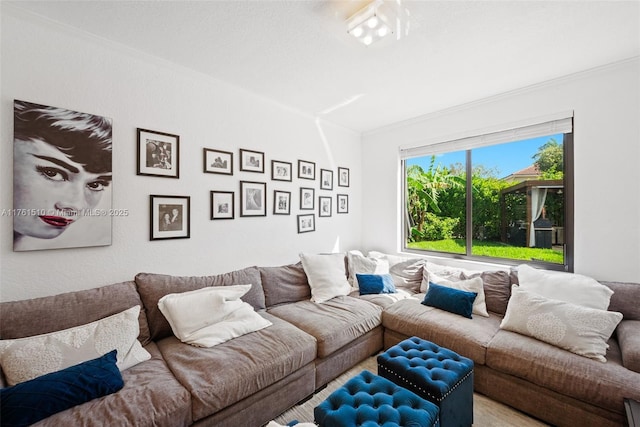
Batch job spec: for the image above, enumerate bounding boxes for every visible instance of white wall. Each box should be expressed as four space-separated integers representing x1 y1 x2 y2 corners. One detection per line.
0 7 362 302
362 58 640 283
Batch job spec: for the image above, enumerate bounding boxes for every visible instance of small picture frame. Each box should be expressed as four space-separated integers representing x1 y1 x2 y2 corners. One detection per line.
300 187 315 210
271 160 292 182
240 149 264 173
337 194 349 214
240 181 267 216
319 196 332 217
150 195 190 240
273 190 291 215
210 191 234 220
338 167 350 187
204 148 233 175
320 169 333 190
297 214 315 233
298 160 315 180
137 128 180 178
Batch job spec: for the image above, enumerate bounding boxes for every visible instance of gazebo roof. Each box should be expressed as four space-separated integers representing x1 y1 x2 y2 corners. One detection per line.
501 179 563 195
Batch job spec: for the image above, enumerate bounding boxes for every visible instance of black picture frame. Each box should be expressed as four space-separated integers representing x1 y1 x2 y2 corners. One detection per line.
320 169 333 190
297 214 315 233
338 167 350 187
300 187 315 210
210 191 235 220
137 128 180 178
273 190 291 215
298 160 315 180
337 194 349 214
271 160 293 181
319 196 332 217
240 149 265 173
150 195 190 240
240 181 267 216
204 148 233 175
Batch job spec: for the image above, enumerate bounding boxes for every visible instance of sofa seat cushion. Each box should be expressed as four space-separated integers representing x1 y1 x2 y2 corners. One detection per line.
31 342 192 427
156 313 316 421
486 329 640 412
268 296 382 358
352 288 415 309
382 297 501 364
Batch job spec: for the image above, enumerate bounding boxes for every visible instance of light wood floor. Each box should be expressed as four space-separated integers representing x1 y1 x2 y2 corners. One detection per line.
272 356 549 426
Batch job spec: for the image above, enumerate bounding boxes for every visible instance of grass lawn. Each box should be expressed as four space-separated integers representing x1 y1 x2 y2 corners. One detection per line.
407 239 564 264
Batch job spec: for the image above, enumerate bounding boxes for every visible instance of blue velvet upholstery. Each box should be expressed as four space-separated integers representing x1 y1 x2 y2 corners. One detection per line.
0 350 124 427
357 273 397 295
314 370 439 427
422 282 477 318
378 337 474 427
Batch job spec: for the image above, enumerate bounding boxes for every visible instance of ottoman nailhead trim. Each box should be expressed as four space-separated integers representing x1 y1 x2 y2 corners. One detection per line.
378 363 474 403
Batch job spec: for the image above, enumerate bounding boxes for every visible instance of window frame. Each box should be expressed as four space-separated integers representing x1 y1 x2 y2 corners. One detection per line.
401 132 574 272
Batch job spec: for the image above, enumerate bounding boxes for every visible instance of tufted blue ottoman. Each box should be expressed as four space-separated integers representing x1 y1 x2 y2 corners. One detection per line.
377 337 474 427
314 370 440 427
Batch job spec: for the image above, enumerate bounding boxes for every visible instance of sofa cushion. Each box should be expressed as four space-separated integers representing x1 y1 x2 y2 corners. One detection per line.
1 350 123 427
135 267 266 341
156 312 316 421
500 286 622 362
0 281 151 346
427 274 488 317
382 297 501 364
260 262 311 307
422 282 477 319
158 285 272 348
299 253 352 303
28 342 192 427
603 281 640 320
617 320 640 373
516 264 613 310
368 251 426 293
356 273 396 295
346 250 389 288
486 329 640 412
0 305 151 386
352 289 414 309
268 296 382 358
462 270 512 315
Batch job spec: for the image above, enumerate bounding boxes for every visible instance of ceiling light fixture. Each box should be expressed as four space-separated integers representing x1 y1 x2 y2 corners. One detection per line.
347 1 392 46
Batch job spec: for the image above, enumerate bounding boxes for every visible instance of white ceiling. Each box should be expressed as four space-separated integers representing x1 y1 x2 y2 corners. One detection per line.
7 0 640 133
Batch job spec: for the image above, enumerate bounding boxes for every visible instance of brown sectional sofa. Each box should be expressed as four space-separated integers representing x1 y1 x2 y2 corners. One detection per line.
1 259 639 427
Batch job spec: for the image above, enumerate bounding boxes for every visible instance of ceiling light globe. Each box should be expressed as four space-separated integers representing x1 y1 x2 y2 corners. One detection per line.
363 35 373 45
377 26 388 37
367 16 378 28
352 26 364 37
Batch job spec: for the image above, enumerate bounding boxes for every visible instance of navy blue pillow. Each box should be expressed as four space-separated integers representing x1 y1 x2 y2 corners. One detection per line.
1 350 124 427
357 273 397 295
422 282 477 318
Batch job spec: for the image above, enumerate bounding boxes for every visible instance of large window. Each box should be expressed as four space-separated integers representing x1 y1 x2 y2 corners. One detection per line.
402 117 573 271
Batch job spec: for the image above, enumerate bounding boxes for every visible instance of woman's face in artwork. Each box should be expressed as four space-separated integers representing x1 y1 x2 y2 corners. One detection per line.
13 138 112 240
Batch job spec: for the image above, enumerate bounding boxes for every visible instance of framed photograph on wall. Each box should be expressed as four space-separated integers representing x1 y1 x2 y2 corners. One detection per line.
271 160 292 182
300 187 315 210
137 128 180 178
13 100 113 252
337 194 349 214
150 195 190 240
319 196 332 217
204 148 233 175
210 191 234 220
297 214 315 233
240 149 264 173
338 167 350 187
320 169 333 190
298 160 315 180
240 181 266 216
273 190 291 215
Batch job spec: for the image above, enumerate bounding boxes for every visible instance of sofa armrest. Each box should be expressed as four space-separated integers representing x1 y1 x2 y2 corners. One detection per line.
617 319 640 373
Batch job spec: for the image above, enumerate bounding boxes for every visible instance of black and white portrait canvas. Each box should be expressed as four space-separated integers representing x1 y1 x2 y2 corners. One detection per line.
13 100 113 251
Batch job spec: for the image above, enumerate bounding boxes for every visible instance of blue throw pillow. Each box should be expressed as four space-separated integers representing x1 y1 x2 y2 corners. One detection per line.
422 282 478 318
1 350 124 427
357 273 397 295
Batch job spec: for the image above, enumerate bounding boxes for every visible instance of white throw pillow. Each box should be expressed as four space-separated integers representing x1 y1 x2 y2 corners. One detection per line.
0 305 150 386
158 285 272 348
346 250 389 288
368 251 426 292
427 273 489 317
500 286 622 362
517 264 613 310
299 252 351 303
